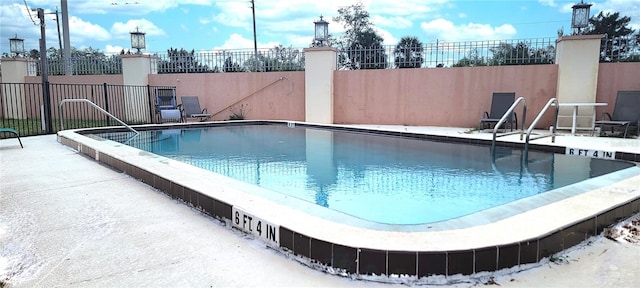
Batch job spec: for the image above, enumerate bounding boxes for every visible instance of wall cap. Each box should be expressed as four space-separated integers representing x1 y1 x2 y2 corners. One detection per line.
121 54 157 59
303 46 338 52
0 57 31 62
556 34 604 43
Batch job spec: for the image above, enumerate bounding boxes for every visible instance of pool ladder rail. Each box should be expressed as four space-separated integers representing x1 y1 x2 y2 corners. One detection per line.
524 98 559 152
491 96 527 148
59 99 140 143
491 97 559 162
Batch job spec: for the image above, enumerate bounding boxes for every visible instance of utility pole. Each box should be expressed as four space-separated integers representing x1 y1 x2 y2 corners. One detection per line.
37 8 53 133
54 8 62 51
61 0 72 75
251 0 258 70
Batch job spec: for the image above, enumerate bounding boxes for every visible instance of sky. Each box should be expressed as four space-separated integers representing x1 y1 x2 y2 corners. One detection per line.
1 0 639 55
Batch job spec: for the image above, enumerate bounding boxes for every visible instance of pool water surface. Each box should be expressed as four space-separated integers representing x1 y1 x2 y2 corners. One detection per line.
96 124 634 225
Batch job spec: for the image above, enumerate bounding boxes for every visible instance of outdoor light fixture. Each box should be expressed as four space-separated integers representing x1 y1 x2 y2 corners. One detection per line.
9 34 24 57
314 15 329 46
571 0 592 33
130 27 146 54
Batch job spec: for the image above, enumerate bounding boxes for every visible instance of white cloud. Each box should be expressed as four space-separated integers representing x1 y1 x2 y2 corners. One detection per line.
105 44 126 54
70 16 111 42
375 28 398 45
597 0 640 30
372 15 412 29
70 0 213 15
369 0 448 18
213 33 279 50
420 18 517 41
538 0 558 7
110 19 166 40
211 1 252 28
0 3 45 51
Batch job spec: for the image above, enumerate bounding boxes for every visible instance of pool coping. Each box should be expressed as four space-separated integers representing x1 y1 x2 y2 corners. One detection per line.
57 120 640 278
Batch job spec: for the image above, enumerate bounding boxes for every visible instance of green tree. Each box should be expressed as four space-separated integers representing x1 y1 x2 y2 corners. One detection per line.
489 42 554 65
32 46 121 75
224 56 243 72
394 36 424 68
583 12 638 62
159 48 211 73
453 48 487 67
263 45 304 71
333 3 387 69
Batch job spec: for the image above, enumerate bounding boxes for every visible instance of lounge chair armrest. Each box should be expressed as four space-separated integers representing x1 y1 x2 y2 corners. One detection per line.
483 111 489 118
601 112 613 121
201 108 208 113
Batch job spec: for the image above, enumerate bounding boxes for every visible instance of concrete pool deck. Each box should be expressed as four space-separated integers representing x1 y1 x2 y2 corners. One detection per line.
1 126 639 287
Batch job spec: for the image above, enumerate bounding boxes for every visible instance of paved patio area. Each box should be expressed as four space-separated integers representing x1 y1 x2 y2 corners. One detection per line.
1 128 638 287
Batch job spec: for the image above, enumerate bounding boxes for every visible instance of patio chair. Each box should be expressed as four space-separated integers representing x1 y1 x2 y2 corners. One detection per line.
181 96 212 121
593 91 640 138
154 88 183 123
154 88 181 112
0 128 23 148
159 109 183 123
480 92 517 131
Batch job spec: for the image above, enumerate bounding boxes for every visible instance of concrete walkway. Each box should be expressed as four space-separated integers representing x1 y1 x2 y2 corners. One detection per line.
1 134 639 287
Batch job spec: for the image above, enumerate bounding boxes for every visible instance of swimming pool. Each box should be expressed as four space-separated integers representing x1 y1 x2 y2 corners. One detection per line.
57 121 640 281
96 124 633 226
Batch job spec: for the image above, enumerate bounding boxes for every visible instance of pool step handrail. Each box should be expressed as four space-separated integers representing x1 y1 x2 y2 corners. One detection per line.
491 96 527 148
524 97 559 154
59 99 139 135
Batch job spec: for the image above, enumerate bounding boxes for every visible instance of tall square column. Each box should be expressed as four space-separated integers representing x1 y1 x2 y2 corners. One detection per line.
554 35 603 129
303 47 337 124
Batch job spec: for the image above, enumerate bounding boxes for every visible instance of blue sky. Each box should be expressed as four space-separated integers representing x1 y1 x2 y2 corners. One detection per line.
1 0 639 55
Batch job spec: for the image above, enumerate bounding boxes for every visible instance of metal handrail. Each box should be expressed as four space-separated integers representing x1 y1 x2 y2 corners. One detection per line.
491 96 527 148
59 99 139 135
524 98 559 153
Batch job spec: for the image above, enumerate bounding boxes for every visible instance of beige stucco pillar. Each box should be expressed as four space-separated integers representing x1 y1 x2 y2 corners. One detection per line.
122 54 156 123
303 47 337 124
1 58 30 118
554 35 603 128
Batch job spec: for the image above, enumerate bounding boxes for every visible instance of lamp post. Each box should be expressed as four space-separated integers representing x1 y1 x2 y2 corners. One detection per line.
571 0 592 34
313 15 329 47
130 27 146 54
9 34 24 57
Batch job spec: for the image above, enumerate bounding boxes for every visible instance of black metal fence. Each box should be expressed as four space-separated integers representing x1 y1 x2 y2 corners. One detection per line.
4 36 637 76
154 47 306 73
0 82 173 137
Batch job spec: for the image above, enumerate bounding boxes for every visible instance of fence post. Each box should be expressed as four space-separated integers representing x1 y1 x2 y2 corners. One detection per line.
303 47 338 124
43 81 53 133
146 84 154 123
103 83 111 126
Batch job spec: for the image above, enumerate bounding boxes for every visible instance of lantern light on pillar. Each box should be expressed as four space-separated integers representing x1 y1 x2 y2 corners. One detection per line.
313 15 329 46
9 34 25 57
130 27 146 54
571 0 592 34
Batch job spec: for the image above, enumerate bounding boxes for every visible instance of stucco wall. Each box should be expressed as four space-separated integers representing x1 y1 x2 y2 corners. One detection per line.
596 62 640 117
334 65 559 128
5 61 639 129
150 72 305 121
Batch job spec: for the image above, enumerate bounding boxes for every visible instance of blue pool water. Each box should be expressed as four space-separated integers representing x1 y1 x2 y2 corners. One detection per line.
96 125 634 225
